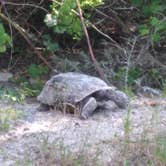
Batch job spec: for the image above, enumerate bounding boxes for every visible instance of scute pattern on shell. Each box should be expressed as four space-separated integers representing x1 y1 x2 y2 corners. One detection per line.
38 72 116 105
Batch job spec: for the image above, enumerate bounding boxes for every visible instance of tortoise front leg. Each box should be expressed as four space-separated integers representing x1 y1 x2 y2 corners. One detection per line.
80 97 97 120
98 100 118 112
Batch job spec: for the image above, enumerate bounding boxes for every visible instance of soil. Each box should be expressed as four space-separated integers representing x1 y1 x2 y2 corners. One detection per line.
0 97 166 165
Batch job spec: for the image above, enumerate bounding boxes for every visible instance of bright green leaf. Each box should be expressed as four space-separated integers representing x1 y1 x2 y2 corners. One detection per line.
152 33 161 42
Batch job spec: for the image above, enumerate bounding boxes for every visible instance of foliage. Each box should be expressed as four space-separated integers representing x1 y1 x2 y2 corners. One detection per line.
28 64 49 79
0 86 25 102
0 64 48 102
131 0 166 43
0 23 11 53
43 34 59 53
0 79 43 102
115 67 141 86
20 80 43 97
145 68 163 88
45 0 103 39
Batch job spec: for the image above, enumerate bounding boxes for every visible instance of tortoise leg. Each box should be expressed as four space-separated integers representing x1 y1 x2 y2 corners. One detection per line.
37 103 50 112
98 100 118 112
80 97 97 120
96 89 129 109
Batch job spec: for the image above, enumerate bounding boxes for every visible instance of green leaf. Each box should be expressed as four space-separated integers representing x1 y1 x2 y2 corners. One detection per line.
139 24 150 36
155 22 166 33
143 2 162 16
150 17 160 26
0 45 6 53
0 23 11 53
152 33 161 42
45 0 103 39
43 35 59 52
28 64 48 79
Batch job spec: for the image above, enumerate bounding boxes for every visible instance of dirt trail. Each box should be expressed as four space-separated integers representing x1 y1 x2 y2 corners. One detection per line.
0 97 166 165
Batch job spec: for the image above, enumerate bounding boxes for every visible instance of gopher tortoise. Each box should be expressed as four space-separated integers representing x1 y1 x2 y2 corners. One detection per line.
37 72 129 119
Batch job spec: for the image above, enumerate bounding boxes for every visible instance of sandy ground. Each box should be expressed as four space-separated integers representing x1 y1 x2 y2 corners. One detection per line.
0 97 166 165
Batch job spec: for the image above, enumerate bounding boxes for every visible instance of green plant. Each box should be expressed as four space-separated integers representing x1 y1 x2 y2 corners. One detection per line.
131 0 166 43
45 0 103 39
124 86 135 98
43 34 59 53
124 106 131 140
20 81 43 97
156 136 166 164
115 67 141 87
0 79 43 102
161 79 166 97
28 64 49 79
139 17 166 42
0 22 11 53
0 87 25 102
146 68 163 88
0 108 24 132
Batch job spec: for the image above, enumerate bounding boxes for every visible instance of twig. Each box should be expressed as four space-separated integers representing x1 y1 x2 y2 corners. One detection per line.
0 12 53 70
76 0 105 80
89 23 123 51
2 3 13 70
71 9 123 51
3 1 48 13
125 37 137 89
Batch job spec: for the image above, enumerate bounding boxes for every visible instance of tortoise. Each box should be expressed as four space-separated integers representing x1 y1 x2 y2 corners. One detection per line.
37 72 129 119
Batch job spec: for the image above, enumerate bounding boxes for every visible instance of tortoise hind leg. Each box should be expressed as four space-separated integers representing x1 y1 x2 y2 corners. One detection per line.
80 97 97 120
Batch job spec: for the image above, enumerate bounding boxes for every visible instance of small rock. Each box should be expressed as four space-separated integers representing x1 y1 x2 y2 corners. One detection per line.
0 72 13 82
137 86 162 97
134 79 162 97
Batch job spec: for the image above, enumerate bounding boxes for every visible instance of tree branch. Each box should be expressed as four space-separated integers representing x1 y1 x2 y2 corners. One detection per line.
0 12 53 70
76 0 106 81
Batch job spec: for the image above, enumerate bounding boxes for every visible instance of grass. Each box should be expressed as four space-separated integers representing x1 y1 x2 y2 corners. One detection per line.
162 81 166 97
123 86 135 99
113 134 166 166
14 135 101 166
0 97 166 165
0 108 24 132
111 105 166 166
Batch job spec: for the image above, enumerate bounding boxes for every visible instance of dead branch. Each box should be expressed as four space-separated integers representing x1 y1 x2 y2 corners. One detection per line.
76 0 106 81
0 12 53 70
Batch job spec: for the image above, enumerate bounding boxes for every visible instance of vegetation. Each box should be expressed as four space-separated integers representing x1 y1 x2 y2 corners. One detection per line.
0 0 165 93
45 0 103 39
111 106 166 166
0 23 11 53
0 1 165 165
132 0 166 43
0 108 24 132
14 136 101 166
